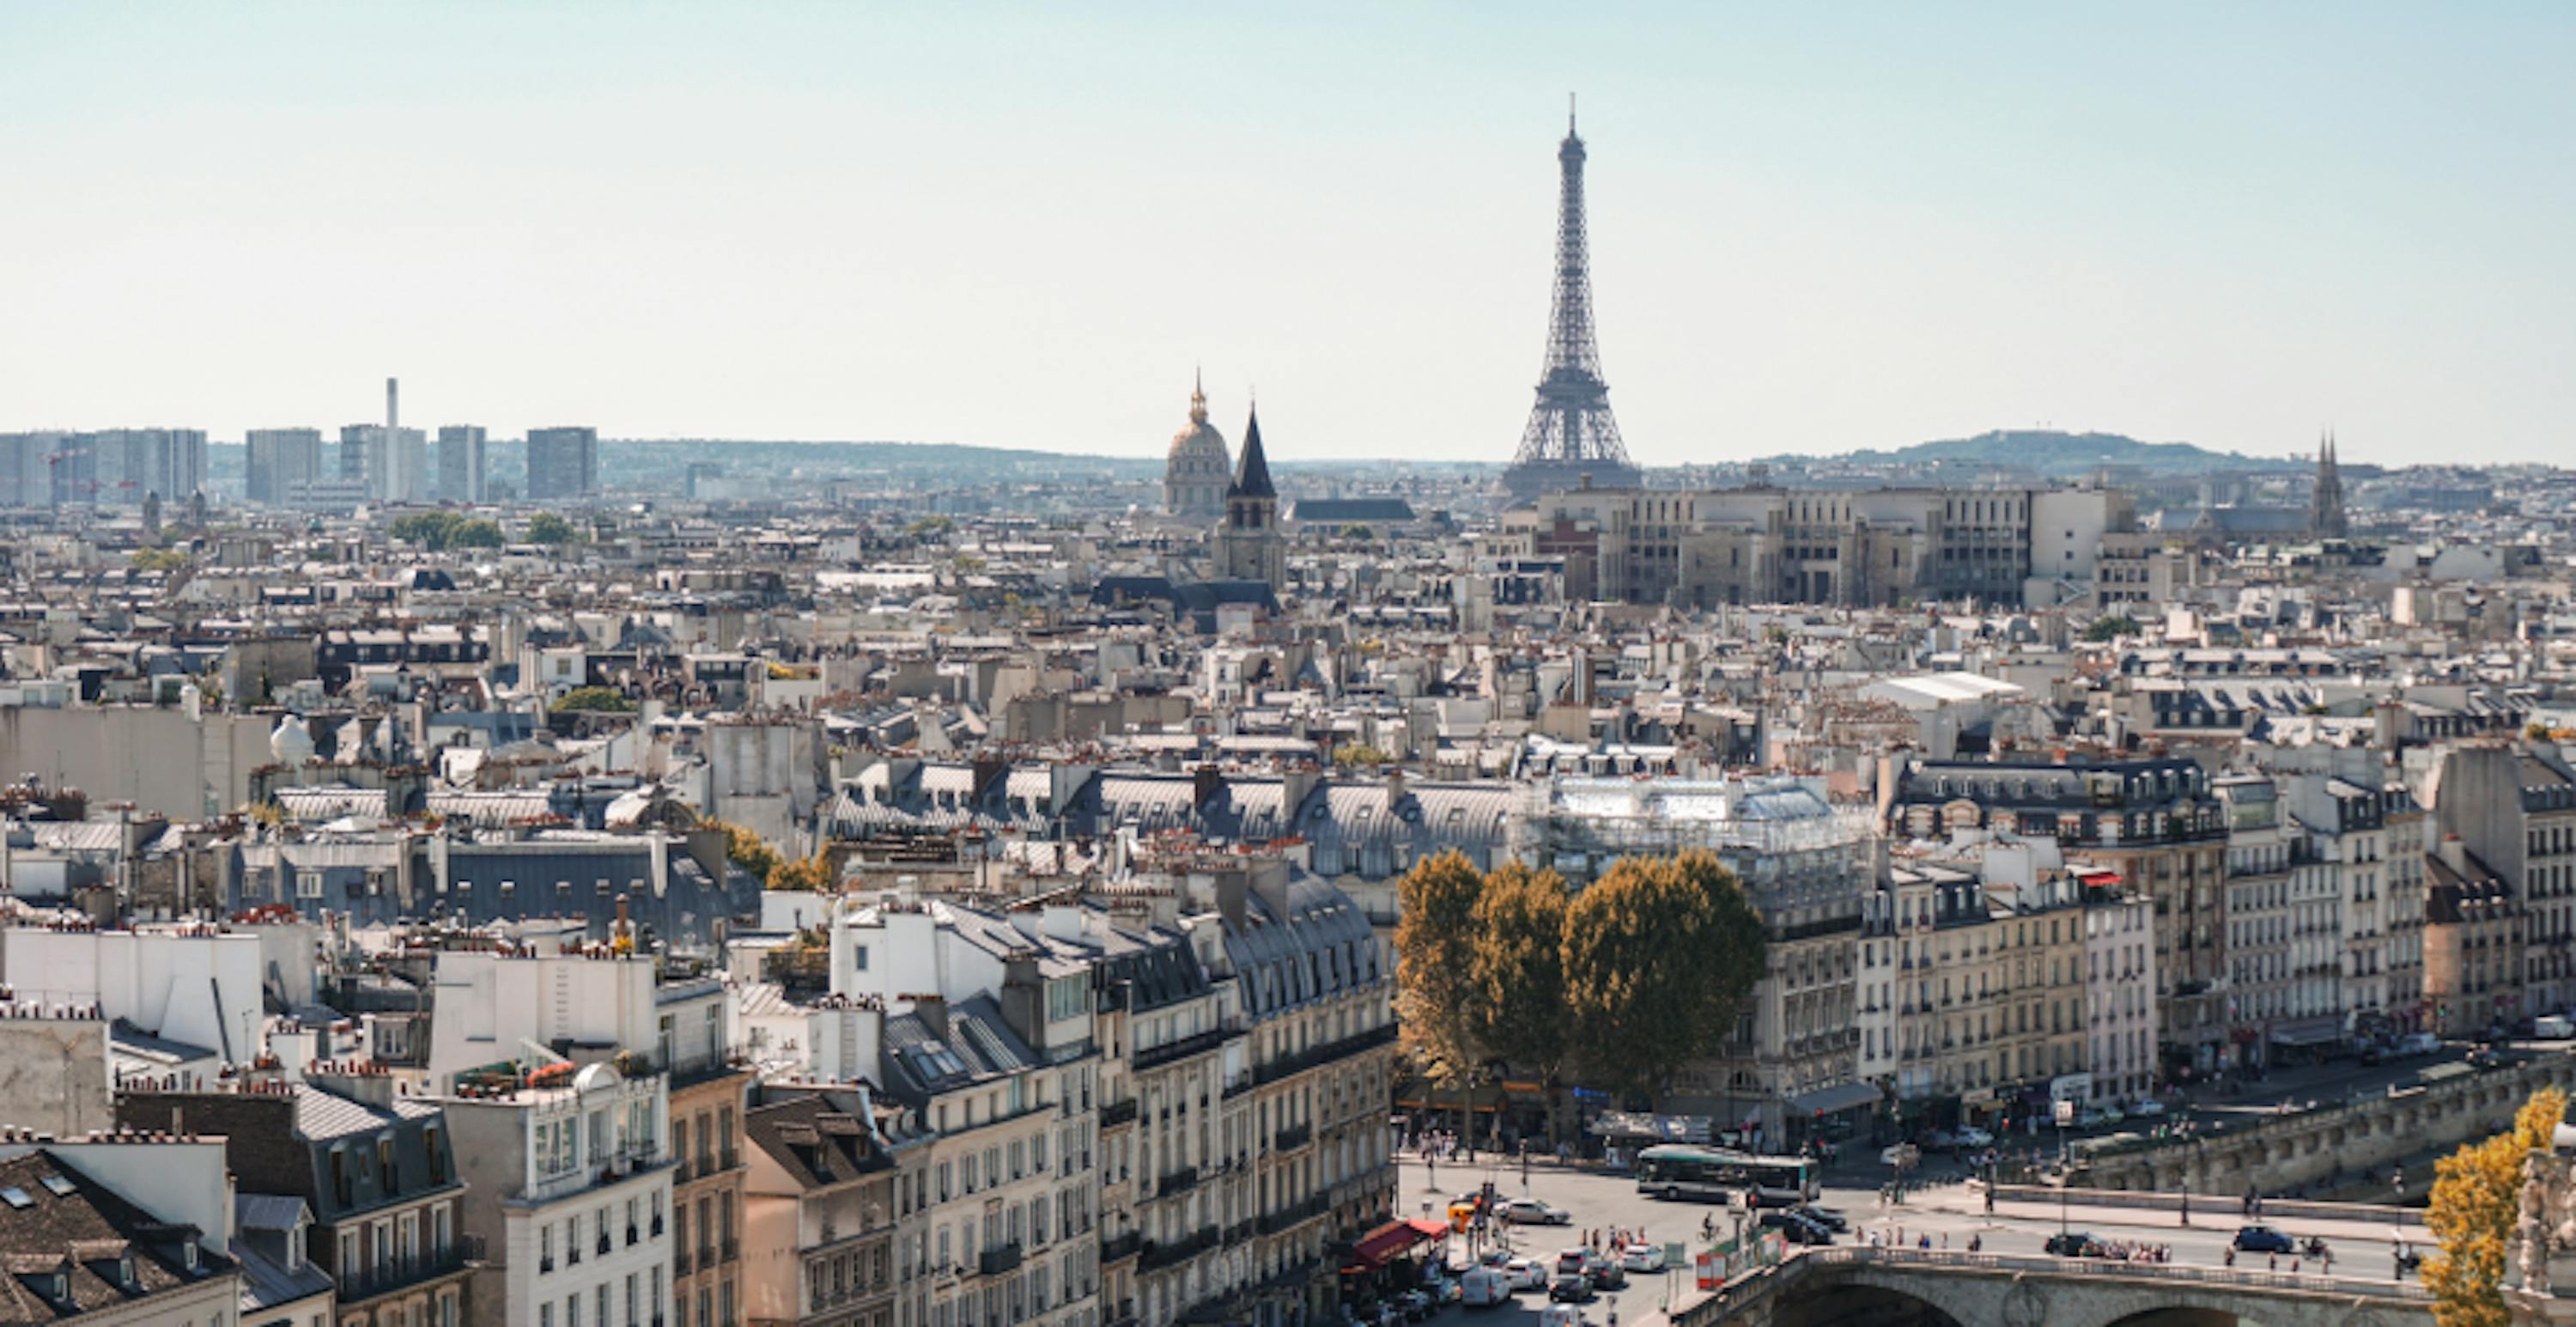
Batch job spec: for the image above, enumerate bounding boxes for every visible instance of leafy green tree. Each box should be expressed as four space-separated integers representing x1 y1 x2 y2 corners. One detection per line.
549 685 635 714
2427 1087 2567 1327
1561 850 1766 1106
131 547 188 572
1393 849 1487 1089
450 519 503 549
1469 861 1574 1143
526 512 578 545
2084 614 2142 642
390 512 464 550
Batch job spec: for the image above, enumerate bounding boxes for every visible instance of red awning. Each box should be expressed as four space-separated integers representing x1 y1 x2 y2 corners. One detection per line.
1350 1218 1449 1269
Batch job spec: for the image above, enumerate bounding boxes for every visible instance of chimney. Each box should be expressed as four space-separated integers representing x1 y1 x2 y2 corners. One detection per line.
2439 833 2469 875
911 994 950 1041
1193 763 1224 809
309 1061 395 1111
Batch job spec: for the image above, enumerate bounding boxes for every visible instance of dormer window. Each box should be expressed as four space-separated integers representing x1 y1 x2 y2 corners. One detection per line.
182 1243 198 1271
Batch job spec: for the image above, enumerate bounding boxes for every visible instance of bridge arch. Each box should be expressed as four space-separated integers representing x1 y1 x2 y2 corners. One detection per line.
1769 1280 1965 1327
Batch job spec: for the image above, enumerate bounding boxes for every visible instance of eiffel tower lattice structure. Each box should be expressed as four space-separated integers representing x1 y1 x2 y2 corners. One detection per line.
1502 101 1642 504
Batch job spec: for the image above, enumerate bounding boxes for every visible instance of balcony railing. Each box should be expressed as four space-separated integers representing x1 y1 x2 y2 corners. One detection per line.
1099 1099 1139 1128
1156 1166 1199 1196
978 1241 1024 1277
1139 1226 1219 1272
1134 1027 1233 1072
675 1248 692 1277
337 1237 482 1302
1255 1195 1328 1236
722 1237 739 1263
1253 1024 1398 1087
1101 1231 1143 1263
1273 1122 1312 1153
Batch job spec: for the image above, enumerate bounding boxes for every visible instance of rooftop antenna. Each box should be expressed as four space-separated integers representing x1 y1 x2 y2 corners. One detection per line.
1569 92 1577 134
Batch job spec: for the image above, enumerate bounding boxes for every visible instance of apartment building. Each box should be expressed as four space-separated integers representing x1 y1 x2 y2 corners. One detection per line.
663 973 751 1327
121 1065 472 1327
2080 877 2159 1105
2217 775 2294 1068
529 428 600 502
1886 757 2229 1078
2425 835 2526 1038
2432 744 2576 1020
441 1057 672 1327
744 1092 908 1327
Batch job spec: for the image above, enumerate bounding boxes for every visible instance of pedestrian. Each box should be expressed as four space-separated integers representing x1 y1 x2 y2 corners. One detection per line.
2224 1246 2234 1268
1968 1234 1981 1253
2269 1253 2278 1272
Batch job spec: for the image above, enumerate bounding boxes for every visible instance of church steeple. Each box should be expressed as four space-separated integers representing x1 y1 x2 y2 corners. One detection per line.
1229 405 1276 501
2310 428 2349 539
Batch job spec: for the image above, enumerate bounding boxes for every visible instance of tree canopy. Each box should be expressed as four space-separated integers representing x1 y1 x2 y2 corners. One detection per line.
526 512 579 545
2084 613 2143 642
1393 850 1487 1088
389 511 504 551
2427 1085 2567 1327
1562 850 1766 1104
1393 848 1769 1123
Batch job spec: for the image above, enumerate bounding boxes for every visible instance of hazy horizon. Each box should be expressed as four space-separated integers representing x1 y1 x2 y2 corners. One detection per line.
5 3 2571 467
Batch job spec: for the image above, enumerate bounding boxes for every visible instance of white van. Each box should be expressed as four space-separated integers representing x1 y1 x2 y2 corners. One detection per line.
2537 1015 2575 1041
1461 1269 1513 1308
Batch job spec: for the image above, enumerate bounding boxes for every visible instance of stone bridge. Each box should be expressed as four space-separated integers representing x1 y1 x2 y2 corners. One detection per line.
1667 1248 2433 1327
2083 1055 2576 1196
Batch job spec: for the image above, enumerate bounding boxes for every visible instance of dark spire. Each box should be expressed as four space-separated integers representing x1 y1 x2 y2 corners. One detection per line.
1229 406 1275 500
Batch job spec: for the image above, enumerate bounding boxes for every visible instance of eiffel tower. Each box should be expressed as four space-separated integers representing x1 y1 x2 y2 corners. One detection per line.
1502 100 1642 503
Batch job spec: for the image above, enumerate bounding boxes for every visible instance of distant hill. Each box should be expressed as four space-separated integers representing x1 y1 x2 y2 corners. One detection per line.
1769 429 2283 478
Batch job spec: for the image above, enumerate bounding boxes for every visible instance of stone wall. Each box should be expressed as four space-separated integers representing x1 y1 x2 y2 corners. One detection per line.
2081 1056 2576 1196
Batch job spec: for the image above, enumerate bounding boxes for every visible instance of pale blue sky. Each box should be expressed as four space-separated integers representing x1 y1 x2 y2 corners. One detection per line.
3 3 2570 466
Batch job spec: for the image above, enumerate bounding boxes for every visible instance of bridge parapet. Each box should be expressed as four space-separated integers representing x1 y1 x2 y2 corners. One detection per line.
1664 1245 2433 1327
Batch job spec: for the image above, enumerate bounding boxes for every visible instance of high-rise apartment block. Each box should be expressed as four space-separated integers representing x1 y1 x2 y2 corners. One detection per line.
527 427 599 502
438 426 489 504
246 428 325 505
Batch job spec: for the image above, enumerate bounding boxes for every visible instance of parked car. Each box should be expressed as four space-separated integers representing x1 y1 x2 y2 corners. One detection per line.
1503 1257 1549 1291
1953 1126 1995 1147
1583 1251 1626 1289
1548 1273 1595 1303
2044 1232 2101 1258
1620 1244 1668 1272
1555 1249 1590 1278
1920 1129 1959 1151
1880 1143 1921 1169
2235 1225 2297 1254
1500 1197 1573 1226
2129 1099 2166 1117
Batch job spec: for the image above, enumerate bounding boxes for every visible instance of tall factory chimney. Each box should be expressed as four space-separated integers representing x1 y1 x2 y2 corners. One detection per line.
386 377 398 430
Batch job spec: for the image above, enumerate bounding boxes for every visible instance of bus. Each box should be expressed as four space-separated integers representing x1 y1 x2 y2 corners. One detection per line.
1634 1144 1819 1208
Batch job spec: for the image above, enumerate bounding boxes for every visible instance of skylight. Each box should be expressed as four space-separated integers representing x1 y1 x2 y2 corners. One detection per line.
36 1176 71 1196
0 1188 33 1208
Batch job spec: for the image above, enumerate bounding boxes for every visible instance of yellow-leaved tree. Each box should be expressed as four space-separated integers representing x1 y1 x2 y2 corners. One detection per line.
2427 1086 2567 1327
